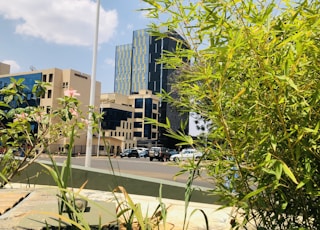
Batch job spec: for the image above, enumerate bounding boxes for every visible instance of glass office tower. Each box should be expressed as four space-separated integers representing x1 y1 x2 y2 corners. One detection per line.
114 44 132 95
114 29 189 148
114 29 149 95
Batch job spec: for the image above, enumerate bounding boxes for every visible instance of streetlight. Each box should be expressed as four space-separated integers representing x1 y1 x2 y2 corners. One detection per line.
85 0 100 167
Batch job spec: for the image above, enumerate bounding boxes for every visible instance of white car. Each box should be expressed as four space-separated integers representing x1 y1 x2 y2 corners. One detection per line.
137 147 149 158
169 148 203 162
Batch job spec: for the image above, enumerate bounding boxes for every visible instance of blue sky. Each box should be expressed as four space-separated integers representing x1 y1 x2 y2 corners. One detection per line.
0 0 202 135
0 0 150 93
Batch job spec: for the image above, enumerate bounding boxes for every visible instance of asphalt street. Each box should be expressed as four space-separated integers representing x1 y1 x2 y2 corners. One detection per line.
38 154 214 188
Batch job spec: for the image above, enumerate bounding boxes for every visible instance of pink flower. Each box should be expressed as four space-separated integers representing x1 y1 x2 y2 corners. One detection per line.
15 113 28 119
69 108 79 117
64 89 80 98
14 113 28 122
81 118 89 126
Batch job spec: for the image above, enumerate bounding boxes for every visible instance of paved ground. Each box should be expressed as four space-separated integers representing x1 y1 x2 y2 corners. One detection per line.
0 183 238 230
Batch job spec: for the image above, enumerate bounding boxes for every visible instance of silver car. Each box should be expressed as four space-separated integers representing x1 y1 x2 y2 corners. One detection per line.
169 148 203 162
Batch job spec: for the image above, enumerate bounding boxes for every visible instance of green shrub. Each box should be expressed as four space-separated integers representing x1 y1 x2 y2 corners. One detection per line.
141 0 320 229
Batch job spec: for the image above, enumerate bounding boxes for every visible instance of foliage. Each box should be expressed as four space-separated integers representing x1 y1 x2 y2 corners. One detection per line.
141 0 320 229
0 78 51 187
39 89 98 228
0 78 169 229
0 78 101 228
114 185 169 230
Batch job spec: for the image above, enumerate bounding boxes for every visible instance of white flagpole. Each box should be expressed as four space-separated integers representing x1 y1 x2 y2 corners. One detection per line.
85 0 100 167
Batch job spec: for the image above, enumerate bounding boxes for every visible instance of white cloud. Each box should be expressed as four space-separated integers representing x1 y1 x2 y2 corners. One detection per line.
0 0 118 46
2 60 21 73
104 58 115 67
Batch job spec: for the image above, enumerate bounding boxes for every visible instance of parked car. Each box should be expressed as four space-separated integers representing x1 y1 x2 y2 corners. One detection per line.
136 147 149 158
148 147 170 161
169 148 203 162
120 149 139 158
167 149 179 156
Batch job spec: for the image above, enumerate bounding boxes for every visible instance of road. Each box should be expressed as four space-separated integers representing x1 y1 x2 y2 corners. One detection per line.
40 155 214 188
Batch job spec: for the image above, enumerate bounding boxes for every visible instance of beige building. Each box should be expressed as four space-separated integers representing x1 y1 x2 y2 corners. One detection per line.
98 89 160 155
0 63 160 156
0 66 101 154
0 62 10 75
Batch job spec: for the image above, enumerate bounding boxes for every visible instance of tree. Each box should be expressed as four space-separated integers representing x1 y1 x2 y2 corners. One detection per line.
142 0 320 229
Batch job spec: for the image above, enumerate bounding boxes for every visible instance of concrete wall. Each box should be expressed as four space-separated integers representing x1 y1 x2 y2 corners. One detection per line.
10 159 220 204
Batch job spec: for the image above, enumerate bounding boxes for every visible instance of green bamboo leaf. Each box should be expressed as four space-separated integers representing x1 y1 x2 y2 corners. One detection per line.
296 179 307 190
276 75 299 91
303 127 318 134
265 152 272 162
280 161 298 184
271 135 277 152
0 172 8 184
39 163 64 188
275 161 283 180
242 186 268 201
0 101 10 108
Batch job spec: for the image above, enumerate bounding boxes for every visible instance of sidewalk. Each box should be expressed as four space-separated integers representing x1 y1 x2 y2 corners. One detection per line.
0 183 235 230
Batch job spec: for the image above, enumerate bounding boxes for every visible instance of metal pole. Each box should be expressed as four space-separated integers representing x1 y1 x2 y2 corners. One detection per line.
96 106 102 157
85 0 100 167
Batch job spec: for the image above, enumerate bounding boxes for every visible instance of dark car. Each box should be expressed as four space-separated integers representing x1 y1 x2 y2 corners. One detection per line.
148 147 170 161
120 149 139 158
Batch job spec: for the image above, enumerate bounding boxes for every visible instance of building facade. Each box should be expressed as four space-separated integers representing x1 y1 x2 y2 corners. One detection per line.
0 66 101 154
0 62 10 75
99 89 159 155
114 29 189 148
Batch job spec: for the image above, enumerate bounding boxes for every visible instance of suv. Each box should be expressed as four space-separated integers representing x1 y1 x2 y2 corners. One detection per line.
148 147 170 161
120 149 139 158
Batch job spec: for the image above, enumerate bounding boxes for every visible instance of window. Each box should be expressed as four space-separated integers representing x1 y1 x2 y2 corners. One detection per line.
144 124 151 138
134 132 142 137
145 98 152 118
47 90 52 98
153 103 157 110
134 122 142 128
135 98 143 108
49 73 53 82
134 112 143 118
42 74 47 82
46 106 51 114
62 82 69 88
